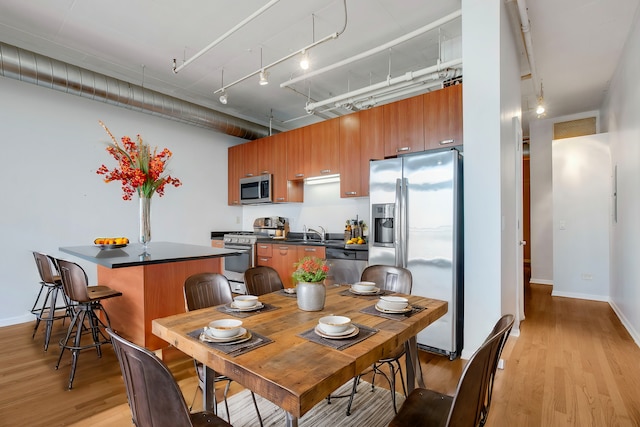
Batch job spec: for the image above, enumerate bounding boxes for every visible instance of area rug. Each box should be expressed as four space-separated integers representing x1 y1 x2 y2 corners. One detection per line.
221 380 405 426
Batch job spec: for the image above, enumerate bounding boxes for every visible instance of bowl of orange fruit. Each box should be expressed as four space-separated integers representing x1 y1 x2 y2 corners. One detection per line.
94 237 129 250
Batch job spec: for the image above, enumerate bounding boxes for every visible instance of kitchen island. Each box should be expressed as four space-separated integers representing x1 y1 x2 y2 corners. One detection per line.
59 242 241 350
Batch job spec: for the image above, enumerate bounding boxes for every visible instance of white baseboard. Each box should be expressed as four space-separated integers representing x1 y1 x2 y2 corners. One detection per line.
529 278 553 285
0 313 33 327
551 290 609 302
609 300 640 348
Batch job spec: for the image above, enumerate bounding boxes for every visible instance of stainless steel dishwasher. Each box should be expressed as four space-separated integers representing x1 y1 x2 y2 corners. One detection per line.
325 246 368 285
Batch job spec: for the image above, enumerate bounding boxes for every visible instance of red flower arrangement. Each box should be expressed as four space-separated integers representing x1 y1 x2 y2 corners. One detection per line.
292 256 329 283
96 121 182 200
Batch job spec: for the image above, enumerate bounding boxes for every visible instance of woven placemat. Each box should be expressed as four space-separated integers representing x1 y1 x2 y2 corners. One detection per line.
188 328 273 356
216 302 280 318
298 323 378 351
338 288 394 299
360 304 426 321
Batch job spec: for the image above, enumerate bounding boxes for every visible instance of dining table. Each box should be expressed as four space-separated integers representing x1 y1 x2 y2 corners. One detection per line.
152 284 448 427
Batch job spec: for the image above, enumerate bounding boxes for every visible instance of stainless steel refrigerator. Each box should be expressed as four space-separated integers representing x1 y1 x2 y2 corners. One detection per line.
369 149 463 359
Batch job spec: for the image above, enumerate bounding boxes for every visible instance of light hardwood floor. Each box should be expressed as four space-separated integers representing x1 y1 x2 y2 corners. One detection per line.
1 282 638 427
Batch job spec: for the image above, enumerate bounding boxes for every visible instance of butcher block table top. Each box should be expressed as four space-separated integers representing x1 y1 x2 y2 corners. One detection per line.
153 284 448 425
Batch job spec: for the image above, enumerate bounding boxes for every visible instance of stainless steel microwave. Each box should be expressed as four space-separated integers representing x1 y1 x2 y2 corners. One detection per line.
240 174 272 204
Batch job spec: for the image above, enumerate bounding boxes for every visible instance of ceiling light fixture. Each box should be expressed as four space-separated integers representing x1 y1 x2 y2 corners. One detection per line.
300 14 314 70
218 69 228 104
259 48 269 85
299 51 310 70
535 82 545 117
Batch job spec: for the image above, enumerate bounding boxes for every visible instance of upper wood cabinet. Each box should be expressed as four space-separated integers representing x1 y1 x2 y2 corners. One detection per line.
269 133 303 203
359 107 385 194
424 83 463 149
227 144 242 205
309 118 340 177
237 140 259 178
383 96 424 157
286 126 312 180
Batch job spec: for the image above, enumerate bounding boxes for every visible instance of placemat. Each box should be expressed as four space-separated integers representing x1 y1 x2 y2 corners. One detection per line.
188 328 273 356
276 289 297 298
298 323 378 351
216 302 280 318
338 288 394 299
360 304 426 321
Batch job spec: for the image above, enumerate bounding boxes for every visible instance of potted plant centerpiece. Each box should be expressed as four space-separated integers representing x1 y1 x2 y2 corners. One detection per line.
292 256 329 311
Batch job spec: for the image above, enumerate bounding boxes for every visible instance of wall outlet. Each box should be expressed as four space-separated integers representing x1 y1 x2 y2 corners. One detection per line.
235 216 241 224
581 273 593 280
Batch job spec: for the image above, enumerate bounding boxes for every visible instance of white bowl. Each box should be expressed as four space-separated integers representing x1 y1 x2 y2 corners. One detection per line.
207 319 243 338
234 295 259 308
352 281 377 292
378 296 409 311
318 315 352 335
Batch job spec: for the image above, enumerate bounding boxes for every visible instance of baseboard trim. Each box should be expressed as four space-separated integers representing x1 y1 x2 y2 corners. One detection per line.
529 278 553 285
609 300 640 348
0 313 33 327
551 290 608 302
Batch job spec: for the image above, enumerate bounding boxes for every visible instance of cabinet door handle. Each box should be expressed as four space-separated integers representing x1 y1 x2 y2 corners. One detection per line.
320 169 331 174
259 258 269 262
259 245 268 249
344 191 357 196
396 147 410 152
276 197 285 201
304 248 316 252
260 170 269 174
245 173 254 177
295 173 305 178
439 139 455 145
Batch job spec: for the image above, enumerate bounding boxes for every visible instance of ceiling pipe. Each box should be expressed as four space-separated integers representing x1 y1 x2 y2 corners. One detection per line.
281 9 462 88
305 58 462 113
172 0 280 74
515 0 542 99
0 42 269 140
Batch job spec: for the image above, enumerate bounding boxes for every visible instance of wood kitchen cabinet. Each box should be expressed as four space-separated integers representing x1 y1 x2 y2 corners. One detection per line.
227 144 242 205
339 108 385 198
258 133 303 203
286 125 312 180
308 118 340 177
383 95 424 157
424 83 463 149
297 245 325 260
255 243 326 288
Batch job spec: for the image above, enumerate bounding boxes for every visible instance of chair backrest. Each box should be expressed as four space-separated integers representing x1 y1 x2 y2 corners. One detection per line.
56 259 91 303
33 251 59 284
482 314 515 419
107 328 194 427
361 265 412 294
184 273 233 311
446 315 513 427
244 266 284 296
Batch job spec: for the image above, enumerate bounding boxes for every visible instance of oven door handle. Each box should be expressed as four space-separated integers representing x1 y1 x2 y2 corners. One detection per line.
224 244 252 251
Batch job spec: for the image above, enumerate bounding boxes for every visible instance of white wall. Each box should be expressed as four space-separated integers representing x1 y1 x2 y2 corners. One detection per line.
0 77 245 326
529 110 600 286
600 7 640 345
552 134 611 301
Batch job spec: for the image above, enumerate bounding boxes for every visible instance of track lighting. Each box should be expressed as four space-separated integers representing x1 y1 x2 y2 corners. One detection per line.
219 91 228 104
300 51 310 70
259 70 269 85
535 83 545 117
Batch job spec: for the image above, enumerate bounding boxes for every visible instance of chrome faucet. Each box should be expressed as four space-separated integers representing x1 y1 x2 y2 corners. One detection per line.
306 226 326 242
303 225 308 242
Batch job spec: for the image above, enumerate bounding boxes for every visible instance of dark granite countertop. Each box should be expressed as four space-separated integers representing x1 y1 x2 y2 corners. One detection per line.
60 241 242 269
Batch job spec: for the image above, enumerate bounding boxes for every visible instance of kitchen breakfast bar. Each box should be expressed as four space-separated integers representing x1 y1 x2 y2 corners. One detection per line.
59 242 241 350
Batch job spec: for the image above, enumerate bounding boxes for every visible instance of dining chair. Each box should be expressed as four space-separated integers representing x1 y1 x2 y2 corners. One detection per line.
54 258 122 389
107 328 232 427
388 314 513 427
329 264 413 416
244 265 284 295
183 272 263 426
31 251 72 351
480 314 515 426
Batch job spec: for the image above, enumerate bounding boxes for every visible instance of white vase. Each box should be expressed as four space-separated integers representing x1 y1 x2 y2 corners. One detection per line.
296 282 326 311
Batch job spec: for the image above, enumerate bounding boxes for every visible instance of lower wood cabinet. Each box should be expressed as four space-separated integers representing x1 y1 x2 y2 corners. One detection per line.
255 243 326 288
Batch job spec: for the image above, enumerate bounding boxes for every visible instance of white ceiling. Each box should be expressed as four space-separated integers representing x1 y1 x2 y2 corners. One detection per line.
0 0 637 135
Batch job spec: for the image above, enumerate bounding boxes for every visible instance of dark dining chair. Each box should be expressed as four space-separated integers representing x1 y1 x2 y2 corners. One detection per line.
244 265 284 295
328 264 413 415
388 314 514 427
107 328 232 427
54 258 122 389
183 273 262 426
31 251 72 351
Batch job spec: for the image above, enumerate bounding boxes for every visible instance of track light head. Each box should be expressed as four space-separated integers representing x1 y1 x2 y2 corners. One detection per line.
259 70 269 85
300 51 310 70
219 92 228 104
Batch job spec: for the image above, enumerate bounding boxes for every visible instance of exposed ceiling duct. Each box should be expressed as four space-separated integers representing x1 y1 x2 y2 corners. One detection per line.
0 42 270 140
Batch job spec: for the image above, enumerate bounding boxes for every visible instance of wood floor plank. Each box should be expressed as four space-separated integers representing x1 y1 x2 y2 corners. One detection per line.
1 282 639 426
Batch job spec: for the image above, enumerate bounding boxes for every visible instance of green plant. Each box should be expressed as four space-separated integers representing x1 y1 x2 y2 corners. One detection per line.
292 256 329 283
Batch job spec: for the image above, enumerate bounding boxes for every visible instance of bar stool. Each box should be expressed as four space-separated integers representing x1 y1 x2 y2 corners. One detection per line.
54 258 122 389
31 251 72 351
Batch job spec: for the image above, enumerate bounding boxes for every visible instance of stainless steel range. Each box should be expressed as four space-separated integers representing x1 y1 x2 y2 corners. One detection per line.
222 232 258 294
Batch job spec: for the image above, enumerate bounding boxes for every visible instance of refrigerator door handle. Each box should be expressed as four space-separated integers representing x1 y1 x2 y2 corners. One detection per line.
394 178 403 267
400 177 408 268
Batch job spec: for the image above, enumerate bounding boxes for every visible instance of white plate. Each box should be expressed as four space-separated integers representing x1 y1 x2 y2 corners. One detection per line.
283 288 296 294
317 323 356 336
349 287 381 295
204 327 248 342
228 301 264 311
314 325 359 340
375 304 413 314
